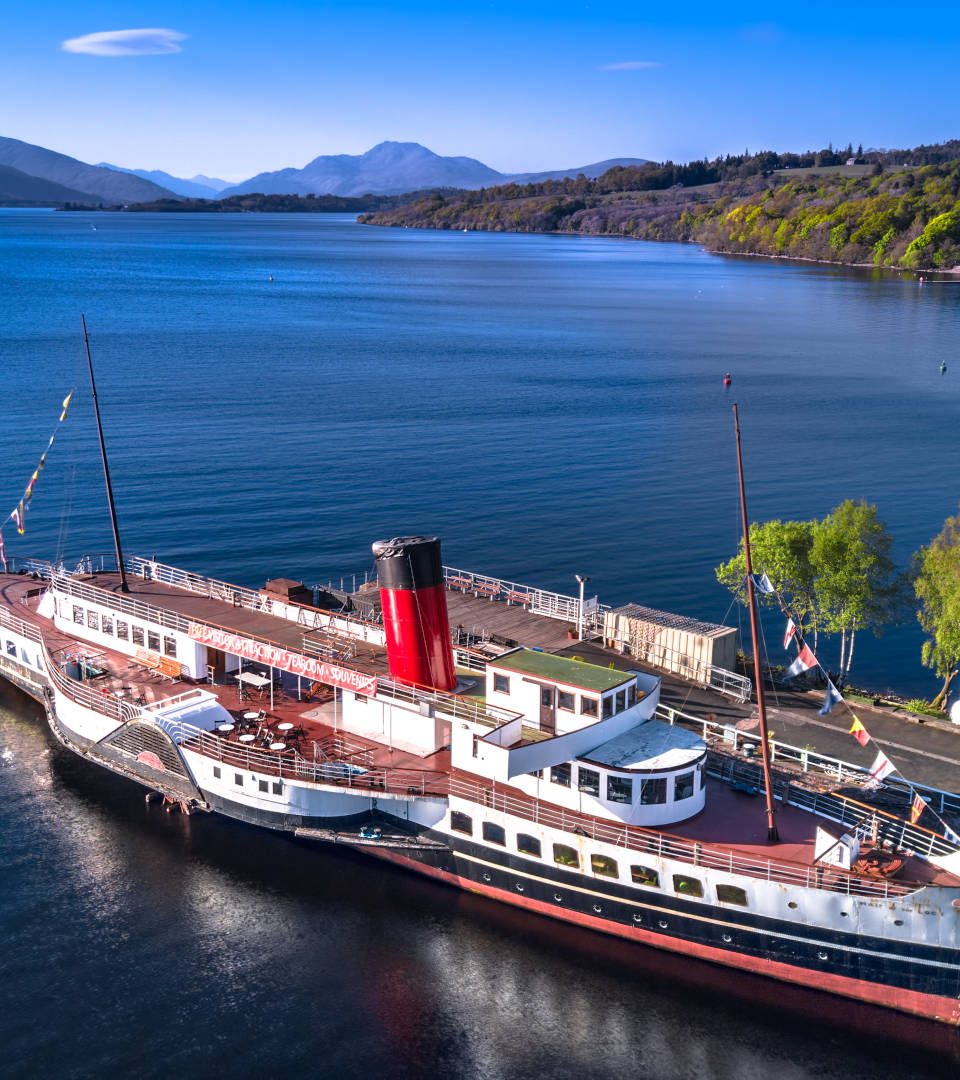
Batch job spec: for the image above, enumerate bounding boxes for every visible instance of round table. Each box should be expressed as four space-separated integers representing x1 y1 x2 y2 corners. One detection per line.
243 711 261 721
269 742 286 751
238 733 256 743
277 722 294 732
217 722 235 733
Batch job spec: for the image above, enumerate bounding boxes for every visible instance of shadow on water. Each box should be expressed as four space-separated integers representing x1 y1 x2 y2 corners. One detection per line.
1 686 956 1080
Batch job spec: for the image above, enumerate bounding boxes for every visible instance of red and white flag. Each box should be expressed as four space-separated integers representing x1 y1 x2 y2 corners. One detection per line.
909 791 927 825
867 750 896 785
783 642 817 679
783 618 797 651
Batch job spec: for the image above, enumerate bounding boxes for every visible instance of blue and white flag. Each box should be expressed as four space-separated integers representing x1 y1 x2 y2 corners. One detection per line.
751 572 774 594
818 679 842 716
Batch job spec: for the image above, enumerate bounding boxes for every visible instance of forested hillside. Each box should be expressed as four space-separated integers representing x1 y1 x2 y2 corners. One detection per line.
360 157 960 271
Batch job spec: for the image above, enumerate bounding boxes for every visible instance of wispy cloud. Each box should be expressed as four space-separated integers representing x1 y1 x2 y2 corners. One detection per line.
61 28 186 57
600 60 663 72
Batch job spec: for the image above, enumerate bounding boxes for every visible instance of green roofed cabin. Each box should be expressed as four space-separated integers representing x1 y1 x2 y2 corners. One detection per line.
485 647 648 737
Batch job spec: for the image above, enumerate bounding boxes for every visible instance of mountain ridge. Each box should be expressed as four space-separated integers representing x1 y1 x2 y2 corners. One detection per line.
98 163 228 199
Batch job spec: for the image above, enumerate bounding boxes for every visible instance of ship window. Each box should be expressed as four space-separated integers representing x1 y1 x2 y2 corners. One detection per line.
482 822 506 846
673 874 704 898
615 690 626 713
628 685 637 708
258 779 269 793
717 884 748 906
517 833 541 858
550 763 571 788
132 626 145 646
353 693 366 704
630 865 660 888
101 615 113 635
234 773 243 786
6 641 16 658
147 631 160 652
527 768 543 779
116 621 129 641
577 768 600 796
540 687 554 708
580 696 598 717
272 782 282 795
87 611 99 631
213 766 221 779
557 689 575 711
674 771 695 801
553 843 580 869
450 811 473 835
493 673 510 694
73 605 84 625
640 778 667 805
163 636 176 657
606 775 633 804
602 696 613 718
591 854 619 878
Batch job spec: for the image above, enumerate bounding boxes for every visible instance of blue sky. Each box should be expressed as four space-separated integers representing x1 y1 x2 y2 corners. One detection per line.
3 2 960 180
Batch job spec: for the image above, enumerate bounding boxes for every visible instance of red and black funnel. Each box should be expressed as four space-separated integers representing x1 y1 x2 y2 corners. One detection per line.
373 535 456 692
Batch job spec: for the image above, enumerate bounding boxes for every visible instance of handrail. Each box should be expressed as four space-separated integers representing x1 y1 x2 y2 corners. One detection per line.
447 775 914 898
0 604 45 643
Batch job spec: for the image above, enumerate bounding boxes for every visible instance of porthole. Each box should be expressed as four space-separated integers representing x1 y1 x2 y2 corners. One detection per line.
722 934 732 943
592 904 602 914
553 893 563 903
840 911 848 918
482 872 491 883
893 919 904 926
658 919 668 929
787 901 798 909
632 913 642 923
515 883 524 893
818 951 829 961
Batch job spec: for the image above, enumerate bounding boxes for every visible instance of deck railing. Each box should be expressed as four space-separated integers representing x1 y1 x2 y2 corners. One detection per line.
447 776 914 898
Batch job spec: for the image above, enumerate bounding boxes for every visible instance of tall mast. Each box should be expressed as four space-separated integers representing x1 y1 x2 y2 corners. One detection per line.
733 403 779 842
81 315 129 593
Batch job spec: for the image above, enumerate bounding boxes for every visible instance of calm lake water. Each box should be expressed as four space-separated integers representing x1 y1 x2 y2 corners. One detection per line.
1 210 959 1077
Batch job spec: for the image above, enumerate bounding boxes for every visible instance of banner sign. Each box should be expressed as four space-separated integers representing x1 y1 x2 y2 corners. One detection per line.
188 623 378 696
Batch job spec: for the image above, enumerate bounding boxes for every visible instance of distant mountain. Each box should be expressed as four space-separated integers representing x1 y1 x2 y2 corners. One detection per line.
0 137 177 204
99 163 228 199
0 163 98 205
219 142 650 198
220 141 505 197
508 157 649 183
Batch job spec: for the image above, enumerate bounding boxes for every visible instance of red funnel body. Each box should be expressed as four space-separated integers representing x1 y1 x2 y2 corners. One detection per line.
373 536 456 691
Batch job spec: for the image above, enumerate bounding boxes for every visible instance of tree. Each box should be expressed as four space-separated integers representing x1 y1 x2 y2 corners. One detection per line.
716 519 818 638
810 500 905 684
913 512 960 709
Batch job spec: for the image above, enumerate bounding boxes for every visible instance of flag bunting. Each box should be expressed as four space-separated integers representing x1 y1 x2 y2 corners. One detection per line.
819 679 842 716
783 617 797 651
849 715 871 747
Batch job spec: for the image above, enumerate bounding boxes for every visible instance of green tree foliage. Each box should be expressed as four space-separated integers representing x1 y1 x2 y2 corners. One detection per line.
913 513 960 709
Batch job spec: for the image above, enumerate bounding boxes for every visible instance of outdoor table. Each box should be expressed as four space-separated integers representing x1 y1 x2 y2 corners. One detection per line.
243 711 261 721
217 723 235 733
238 733 256 743
269 742 286 751
277 722 294 732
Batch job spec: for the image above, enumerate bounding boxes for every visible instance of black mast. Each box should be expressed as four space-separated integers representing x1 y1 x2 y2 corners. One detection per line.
733 403 779 842
81 315 129 593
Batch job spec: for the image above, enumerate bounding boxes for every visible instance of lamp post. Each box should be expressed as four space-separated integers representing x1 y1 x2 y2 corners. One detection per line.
575 574 590 641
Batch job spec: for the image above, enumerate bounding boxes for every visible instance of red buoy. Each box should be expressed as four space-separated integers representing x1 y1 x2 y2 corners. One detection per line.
723 372 732 387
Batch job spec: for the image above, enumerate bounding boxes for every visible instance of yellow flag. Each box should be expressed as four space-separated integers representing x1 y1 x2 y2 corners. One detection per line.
59 390 73 422
849 715 870 747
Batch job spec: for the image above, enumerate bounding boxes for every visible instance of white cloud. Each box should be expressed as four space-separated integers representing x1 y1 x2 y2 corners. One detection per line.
61 28 186 57
600 61 663 72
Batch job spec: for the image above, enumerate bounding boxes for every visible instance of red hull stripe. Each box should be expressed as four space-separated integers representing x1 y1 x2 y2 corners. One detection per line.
366 848 960 1027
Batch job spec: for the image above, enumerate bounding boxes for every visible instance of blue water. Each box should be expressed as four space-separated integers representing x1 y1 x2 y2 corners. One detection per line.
2 211 959 1077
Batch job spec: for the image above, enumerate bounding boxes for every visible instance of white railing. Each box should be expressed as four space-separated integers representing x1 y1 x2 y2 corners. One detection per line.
443 565 607 630
706 665 752 703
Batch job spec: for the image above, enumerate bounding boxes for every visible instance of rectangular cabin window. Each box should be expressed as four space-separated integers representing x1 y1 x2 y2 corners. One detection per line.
163 636 176 657
493 673 510 694
591 854 619 878
73 605 84 625
87 611 99 631
213 766 221 779
272 782 283 795
630 865 660 888
577 768 600 797
540 687 554 709
615 690 626 713
557 689 575 712
550 763 571 788
450 811 473 835
101 615 114 636
234 773 243 786
673 874 704 899
6 641 16 658
627 684 637 708
717 884 749 906
580 696 598 717
640 778 667 805
258 779 268 793
602 696 613 719
606 775 633 804
553 843 580 869
517 833 541 858
674 771 695 801
147 630 160 652
132 626 145 646
482 822 506 846
353 693 366 704
116 620 129 641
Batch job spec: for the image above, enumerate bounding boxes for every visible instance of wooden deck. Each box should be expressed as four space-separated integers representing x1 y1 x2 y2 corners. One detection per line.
445 588 577 651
